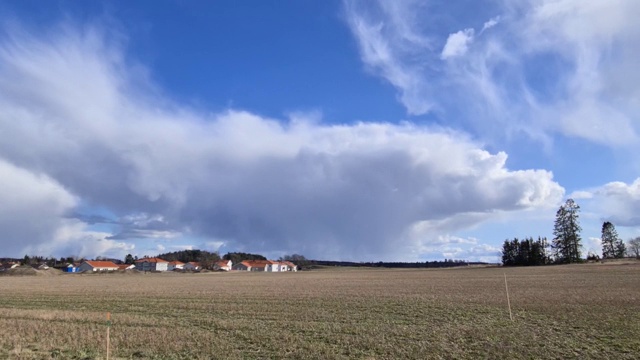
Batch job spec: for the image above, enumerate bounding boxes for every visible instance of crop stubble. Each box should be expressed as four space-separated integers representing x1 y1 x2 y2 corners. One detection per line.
0 264 639 359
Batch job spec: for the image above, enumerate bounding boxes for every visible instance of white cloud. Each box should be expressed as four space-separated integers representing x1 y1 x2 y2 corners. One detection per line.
441 29 474 59
585 237 602 256
578 179 640 227
343 0 436 115
481 16 500 32
0 158 80 256
0 22 565 260
569 191 593 200
344 0 640 146
22 220 134 259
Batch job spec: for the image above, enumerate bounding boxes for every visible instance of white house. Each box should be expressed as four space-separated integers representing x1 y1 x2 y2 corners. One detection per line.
168 260 185 271
213 259 233 271
280 261 298 272
134 257 169 272
78 261 119 272
230 260 297 272
265 261 281 272
240 260 276 272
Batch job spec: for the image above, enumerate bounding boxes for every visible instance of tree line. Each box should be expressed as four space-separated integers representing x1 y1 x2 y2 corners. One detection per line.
310 259 482 268
502 198 640 266
501 237 550 266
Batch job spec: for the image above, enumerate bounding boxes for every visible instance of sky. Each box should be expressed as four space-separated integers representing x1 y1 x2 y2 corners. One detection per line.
0 0 639 263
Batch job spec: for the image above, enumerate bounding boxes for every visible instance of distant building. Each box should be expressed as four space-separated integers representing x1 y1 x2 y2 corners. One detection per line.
134 257 169 272
117 264 136 270
230 260 296 272
213 259 233 271
279 261 298 272
232 261 253 271
66 264 78 273
183 262 201 271
0 262 20 272
78 261 119 272
167 261 185 271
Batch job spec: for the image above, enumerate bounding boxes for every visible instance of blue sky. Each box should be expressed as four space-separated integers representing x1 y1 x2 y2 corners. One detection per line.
0 0 639 262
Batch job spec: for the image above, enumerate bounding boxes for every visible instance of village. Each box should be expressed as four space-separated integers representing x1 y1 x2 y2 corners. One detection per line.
0 257 298 274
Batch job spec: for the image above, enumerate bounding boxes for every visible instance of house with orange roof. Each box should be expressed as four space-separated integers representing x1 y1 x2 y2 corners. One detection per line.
78 260 119 272
279 261 298 272
117 264 136 270
231 259 297 272
134 257 169 272
213 259 233 271
235 260 274 272
247 260 270 272
167 260 185 271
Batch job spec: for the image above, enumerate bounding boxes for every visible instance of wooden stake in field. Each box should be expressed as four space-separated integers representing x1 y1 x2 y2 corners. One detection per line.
504 273 513 321
106 312 111 360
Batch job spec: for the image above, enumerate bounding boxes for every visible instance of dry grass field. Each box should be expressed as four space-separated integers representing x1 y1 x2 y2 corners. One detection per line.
1 263 639 359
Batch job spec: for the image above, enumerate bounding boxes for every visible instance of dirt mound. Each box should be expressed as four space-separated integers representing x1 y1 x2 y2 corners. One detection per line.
0 267 38 276
0 266 65 276
38 268 64 276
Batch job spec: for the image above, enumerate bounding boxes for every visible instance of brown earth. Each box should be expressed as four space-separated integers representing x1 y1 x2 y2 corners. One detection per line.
0 262 638 359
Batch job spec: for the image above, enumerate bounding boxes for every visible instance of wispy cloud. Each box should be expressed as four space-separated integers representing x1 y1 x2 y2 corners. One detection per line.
343 0 437 115
481 16 500 33
344 0 640 146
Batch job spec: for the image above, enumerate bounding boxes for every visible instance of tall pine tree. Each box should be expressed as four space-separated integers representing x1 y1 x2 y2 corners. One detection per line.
552 199 582 263
614 237 627 258
601 221 622 259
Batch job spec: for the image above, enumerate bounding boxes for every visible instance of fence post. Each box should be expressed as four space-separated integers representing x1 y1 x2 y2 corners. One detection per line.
504 273 513 321
106 312 111 360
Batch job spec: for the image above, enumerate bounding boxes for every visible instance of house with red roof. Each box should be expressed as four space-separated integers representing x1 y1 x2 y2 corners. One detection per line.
213 259 233 271
78 260 119 272
232 260 253 271
117 264 136 270
134 257 169 272
279 261 298 272
232 260 273 272
230 259 298 272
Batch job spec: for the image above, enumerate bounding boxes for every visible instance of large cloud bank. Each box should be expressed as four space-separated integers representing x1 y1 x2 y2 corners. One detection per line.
0 25 565 260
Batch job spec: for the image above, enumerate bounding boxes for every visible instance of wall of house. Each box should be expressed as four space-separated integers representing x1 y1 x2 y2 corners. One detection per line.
135 262 156 271
78 263 94 272
78 263 117 272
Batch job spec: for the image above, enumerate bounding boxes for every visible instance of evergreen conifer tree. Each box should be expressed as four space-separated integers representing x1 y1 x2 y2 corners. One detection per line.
601 221 619 259
552 199 582 263
614 238 627 258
